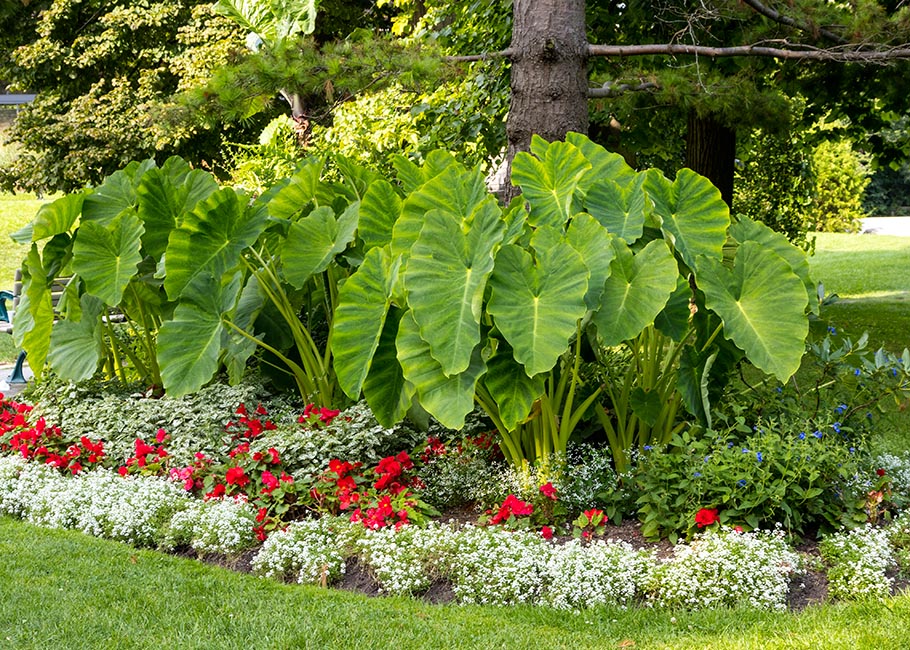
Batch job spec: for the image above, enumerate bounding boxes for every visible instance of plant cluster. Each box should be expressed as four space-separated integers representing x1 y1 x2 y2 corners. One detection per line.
820 524 895 600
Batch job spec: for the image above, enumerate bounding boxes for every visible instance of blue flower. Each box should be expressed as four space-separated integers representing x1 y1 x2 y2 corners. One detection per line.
813 430 823 439
738 479 747 487
827 326 837 335
694 472 702 478
756 452 763 462
742 448 750 454
893 368 899 377
704 455 711 463
854 368 861 376
832 422 841 434
643 445 653 451
727 442 734 448
835 404 847 415
775 387 782 394
798 432 806 440
849 447 855 453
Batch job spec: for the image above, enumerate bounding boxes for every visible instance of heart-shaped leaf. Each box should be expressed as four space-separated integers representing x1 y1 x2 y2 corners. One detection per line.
362 307 415 427
48 294 105 381
72 212 144 306
359 179 401 252
584 175 651 244
696 241 808 381
510 138 591 228
11 193 84 244
566 213 615 310
481 346 546 431
281 201 359 288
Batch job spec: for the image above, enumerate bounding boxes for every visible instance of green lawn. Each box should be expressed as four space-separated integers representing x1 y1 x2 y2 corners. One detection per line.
0 192 45 291
2 516 909 650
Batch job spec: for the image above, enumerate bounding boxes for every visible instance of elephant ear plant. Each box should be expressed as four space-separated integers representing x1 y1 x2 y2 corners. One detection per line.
10 155 375 407
332 133 815 470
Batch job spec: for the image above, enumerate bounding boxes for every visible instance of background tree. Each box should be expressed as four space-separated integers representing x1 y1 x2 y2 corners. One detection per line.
0 0 253 193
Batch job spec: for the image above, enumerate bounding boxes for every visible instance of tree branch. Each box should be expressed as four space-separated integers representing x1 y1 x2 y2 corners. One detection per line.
588 81 659 98
740 0 848 44
445 50 513 62
587 42 910 63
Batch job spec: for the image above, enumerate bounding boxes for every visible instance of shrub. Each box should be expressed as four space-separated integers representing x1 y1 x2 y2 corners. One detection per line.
807 139 870 233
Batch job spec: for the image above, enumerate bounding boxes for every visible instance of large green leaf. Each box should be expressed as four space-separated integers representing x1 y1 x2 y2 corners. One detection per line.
566 213 615 310
158 273 239 397
729 216 817 314
47 294 105 381
332 246 401 398
653 276 693 342
362 307 414 427
358 179 401 252
391 165 488 258
584 175 650 244
136 167 180 259
281 202 359 288
396 310 486 430
643 168 730 271
696 241 808 381
12 246 53 377
392 150 460 193
510 138 591 228
488 229 589 376
80 160 155 226
164 188 265 300
266 158 325 219
72 212 144 306
482 347 546 431
594 239 678 347
405 199 504 376
566 132 637 191
11 193 84 244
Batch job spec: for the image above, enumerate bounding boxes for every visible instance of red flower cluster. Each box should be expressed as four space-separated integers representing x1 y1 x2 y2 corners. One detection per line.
419 436 446 463
374 451 414 492
118 434 169 476
539 482 558 501
299 403 341 427
1 397 105 475
489 494 535 525
225 403 277 440
695 507 720 528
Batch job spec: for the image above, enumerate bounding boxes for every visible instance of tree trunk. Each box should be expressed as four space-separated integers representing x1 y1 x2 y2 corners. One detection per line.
503 0 589 200
685 111 736 208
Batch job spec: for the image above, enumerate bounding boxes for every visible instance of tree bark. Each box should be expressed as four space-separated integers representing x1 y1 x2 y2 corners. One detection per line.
685 111 736 208
503 0 589 200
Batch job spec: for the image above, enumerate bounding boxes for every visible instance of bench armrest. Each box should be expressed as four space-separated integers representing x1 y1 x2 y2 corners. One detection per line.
0 290 12 324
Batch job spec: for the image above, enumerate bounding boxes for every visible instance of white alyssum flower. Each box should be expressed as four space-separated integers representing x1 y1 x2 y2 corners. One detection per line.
356 522 460 596
544 538 654 610
648 527 802 610
252 516 361 585
163 496 257 554
447 526 552 605
820 524 895 600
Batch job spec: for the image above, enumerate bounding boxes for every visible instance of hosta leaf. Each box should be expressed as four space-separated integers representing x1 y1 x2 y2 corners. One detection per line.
332 246 401 398
482 347 546 431
391 165 488 258
488 229 589 376
72 212 144 306
48 294 105 381
594 239 678 347
282 202 359 288
643 168 730 271
510 138 591 228
164 188 265 300
396 310 486 430
696 241 808 381
584 175 650 244
729 216 817 314
405 199 504 376
359 179 401 252
362 307 414 427
566 213 615 310
11 193 84 244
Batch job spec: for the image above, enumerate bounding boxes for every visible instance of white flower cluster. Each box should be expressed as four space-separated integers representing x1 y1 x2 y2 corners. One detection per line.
545 539 653 610
0 457 257 553
356 522 459 596
875 452 910 503
163 496 257 554
649 527 802 611
252 516 361 585
820 524 895 600
448 526 551 605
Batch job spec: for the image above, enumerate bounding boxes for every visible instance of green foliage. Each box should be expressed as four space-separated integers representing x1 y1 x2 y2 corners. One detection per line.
0 1 253 193
807 140 871 233
634 426 869 542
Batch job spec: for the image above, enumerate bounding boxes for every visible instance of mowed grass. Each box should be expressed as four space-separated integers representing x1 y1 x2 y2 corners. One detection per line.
2 516 910 650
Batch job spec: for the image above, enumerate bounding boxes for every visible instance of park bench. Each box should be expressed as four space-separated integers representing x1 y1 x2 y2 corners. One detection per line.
1 269 72 385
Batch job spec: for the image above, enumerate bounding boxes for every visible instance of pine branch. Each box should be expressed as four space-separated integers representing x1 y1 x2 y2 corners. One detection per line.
587 42 910 63
588 81 659 98
740 0 848 44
